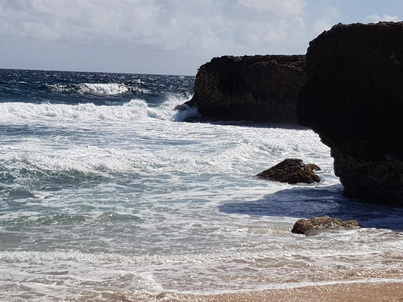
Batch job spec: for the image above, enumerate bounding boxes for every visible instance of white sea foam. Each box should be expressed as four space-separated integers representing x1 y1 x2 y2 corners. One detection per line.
47 82 151 95
2 94 403 301
0 100 151 122
46 83 72 92
0 96 193 124
1 231 403 300
78 83 129 95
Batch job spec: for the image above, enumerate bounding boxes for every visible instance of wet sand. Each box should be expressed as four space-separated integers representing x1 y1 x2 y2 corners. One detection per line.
145 282 403 302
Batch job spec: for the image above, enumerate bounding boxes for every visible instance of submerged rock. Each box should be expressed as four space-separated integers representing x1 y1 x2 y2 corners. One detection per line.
257 158 320 184
185 55 306 123
291 216 361 235
298 22 403 205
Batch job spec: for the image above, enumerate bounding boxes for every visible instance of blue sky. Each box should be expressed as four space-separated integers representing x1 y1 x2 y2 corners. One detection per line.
0 0 401 75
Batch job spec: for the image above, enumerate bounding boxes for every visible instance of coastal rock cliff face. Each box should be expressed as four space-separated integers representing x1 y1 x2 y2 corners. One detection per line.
187 55 306 123
298 22 403 205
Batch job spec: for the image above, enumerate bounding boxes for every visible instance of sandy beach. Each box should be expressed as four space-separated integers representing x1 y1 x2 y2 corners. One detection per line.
136 282 403 302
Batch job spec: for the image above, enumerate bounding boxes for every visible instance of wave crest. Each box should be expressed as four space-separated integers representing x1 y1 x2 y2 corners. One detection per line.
77 83 129 95
0 100 149 122
0 96 197 123
47 83 149 95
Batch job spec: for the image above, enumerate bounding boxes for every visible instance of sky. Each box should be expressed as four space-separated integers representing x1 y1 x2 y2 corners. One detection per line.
0 0 401 75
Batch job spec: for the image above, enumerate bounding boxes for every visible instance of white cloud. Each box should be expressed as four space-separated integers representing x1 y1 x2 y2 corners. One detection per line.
366 14 399 23
0 0 158 41
0 0 308 55
1 0 403 74
0 0 320 74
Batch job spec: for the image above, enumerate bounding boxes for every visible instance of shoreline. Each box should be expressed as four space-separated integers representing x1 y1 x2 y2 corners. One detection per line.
136 281 403 302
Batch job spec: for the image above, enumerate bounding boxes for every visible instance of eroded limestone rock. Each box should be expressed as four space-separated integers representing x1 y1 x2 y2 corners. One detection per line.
185 55 306 123
298 22 403 205
291 216 361 235
257 158 320 184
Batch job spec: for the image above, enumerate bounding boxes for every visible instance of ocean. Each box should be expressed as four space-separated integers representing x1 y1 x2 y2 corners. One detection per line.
0 69 402 301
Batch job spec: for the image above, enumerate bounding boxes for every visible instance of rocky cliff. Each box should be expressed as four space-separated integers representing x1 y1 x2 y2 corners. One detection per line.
186 55 306 123
298 22 403 205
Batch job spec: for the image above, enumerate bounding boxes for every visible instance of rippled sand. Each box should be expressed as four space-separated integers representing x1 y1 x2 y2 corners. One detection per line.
135 282 403 302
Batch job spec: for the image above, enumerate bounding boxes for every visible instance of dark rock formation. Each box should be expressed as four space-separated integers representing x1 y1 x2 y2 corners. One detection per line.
185 55 306 123
291 216 361 235
257 158 320 184
298 22 403 205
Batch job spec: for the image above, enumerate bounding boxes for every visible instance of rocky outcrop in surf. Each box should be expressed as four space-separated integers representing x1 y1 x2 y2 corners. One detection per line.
298 22 403 205
291 216 361 235
257 158 320 184
184 55 306 123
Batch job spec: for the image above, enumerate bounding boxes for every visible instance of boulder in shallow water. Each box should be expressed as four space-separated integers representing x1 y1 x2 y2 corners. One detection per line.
257 158 320 184
291 216 361 235
298 22 403 205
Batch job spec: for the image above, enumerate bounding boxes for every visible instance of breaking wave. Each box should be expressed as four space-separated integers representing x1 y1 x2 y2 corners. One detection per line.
77 83 129 95
47 83 149 95
0 96 199 123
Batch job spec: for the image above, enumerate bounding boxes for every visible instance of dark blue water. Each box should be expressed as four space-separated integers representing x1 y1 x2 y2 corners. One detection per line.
0 69 194 105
